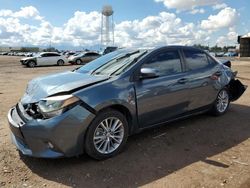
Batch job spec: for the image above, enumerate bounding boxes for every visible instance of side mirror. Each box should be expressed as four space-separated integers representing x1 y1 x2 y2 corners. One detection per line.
140 68 159 79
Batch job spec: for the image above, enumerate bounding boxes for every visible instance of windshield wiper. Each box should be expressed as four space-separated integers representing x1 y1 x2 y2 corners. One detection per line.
72 67 81 72
115 50 140 61
91 50 141 75
110 50 148 76
130 50 147 64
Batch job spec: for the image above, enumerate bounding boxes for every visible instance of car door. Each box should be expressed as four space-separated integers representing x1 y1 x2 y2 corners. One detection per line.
80 54 88 63
135 49 190 128
82 53 93 62
182 48 219 111
51 53 61 65
89 53 100 61
37 53 49 66
47 53 58 65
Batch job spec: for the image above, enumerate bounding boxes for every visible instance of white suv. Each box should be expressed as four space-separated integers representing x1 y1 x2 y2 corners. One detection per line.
20 52 67 68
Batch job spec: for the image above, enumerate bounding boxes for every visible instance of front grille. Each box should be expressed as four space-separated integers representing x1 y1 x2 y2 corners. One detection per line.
23 103 43 119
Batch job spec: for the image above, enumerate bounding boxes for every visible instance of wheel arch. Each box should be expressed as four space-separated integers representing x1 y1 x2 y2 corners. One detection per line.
96 104 134 135
27 59 37 67
57 59 65 63
28 59 37 65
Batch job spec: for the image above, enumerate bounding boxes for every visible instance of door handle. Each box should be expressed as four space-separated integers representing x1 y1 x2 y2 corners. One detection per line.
177 78 188 84
211 71 222 80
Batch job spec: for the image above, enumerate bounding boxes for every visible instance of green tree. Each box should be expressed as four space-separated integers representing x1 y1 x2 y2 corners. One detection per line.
20 47 40 52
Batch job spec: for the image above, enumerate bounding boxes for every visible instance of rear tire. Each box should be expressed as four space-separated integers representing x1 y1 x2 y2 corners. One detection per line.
85 110 128 160
57 59 64 66
210 88 230 116
28 61 36 68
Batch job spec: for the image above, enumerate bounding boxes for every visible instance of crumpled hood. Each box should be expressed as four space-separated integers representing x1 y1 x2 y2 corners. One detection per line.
21 71 109 104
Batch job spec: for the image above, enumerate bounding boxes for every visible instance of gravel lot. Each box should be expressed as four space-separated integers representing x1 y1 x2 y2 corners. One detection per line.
0 56 249 188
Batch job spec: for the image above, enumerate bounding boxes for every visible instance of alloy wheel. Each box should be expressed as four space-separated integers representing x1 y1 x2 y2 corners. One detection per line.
76 59 82 65
28 61 35 68
93 117 124 154
57 60 64 66
216 90 229 113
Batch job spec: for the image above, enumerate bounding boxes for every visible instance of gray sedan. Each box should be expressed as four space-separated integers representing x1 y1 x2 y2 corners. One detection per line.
8 46 246 160
68 52 100 65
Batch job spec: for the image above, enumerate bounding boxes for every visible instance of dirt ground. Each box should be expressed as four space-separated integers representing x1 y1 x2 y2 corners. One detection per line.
0 56 249 188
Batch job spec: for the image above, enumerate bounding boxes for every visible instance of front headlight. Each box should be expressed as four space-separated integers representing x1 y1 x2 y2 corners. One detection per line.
38 95 79 118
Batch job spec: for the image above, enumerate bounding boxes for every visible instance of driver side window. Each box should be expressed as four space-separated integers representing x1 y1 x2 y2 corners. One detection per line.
41 53 48 57
142 50 182 76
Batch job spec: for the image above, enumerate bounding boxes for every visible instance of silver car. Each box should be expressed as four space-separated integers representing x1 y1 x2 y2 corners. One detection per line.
68 52 100 65
20 52 67 67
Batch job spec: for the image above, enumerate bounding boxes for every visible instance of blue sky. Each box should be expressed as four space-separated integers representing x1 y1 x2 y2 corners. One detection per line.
0 0 249 49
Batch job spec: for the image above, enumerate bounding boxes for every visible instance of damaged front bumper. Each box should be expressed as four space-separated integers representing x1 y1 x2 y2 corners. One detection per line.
8 103 95 158
20 60 28 65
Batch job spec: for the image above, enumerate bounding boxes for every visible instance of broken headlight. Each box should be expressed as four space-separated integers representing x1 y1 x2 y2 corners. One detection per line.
38 95 79 118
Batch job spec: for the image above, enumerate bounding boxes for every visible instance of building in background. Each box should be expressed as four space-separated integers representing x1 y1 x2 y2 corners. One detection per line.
238 33 250 57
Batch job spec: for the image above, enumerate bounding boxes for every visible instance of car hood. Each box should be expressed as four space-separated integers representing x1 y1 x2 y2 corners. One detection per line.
21 71 109 104
21 57 36 61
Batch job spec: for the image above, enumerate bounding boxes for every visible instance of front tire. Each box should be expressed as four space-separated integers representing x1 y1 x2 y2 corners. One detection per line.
76 59 82 65
57 59 64 66
85 110 128 160
211 89 230 116
28 61 36 68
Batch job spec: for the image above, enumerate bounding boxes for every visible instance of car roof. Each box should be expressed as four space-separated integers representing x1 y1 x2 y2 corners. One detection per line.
117 46 204 54
153 45 204 51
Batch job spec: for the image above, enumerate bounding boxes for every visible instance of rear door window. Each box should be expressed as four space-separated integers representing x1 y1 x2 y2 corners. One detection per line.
183 49 210 71
85 53 99 56
48 53 60 57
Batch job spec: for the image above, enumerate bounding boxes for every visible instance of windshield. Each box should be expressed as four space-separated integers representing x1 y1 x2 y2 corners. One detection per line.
91 50 147 76
73 53 81 56
34 53 42 57
76 49 140 74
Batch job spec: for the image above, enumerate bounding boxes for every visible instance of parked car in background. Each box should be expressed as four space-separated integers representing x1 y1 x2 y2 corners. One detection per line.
8 46 247 160
65 52 76 58
17 52 26 56
20 52 67 67
215 52 225 57
1 52 8 55
209 52 216 57
224 52 238 57
25 52 33 57
68 51 100 65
